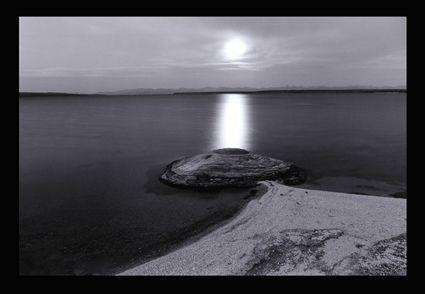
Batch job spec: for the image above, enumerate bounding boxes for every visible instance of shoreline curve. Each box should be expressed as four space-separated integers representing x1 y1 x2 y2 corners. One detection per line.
118 181 406 275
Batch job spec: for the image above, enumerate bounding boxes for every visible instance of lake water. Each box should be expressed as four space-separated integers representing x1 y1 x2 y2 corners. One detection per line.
19 92 406 275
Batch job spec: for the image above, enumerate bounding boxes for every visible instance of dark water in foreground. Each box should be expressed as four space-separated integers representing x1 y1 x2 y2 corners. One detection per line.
19 92 406 275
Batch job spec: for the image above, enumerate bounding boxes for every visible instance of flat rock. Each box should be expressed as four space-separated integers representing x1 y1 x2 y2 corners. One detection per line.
160 148 306 188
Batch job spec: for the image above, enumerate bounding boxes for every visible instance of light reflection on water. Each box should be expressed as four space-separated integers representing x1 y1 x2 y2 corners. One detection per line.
213 93 250 150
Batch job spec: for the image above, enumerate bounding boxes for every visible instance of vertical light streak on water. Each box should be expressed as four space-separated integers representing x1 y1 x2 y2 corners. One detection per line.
213 93 250 150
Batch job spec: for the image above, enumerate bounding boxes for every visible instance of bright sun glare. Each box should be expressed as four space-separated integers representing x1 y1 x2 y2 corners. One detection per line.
224 39 247 60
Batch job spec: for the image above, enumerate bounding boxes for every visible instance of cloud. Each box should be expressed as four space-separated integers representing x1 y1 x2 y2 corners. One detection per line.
19 17 406 92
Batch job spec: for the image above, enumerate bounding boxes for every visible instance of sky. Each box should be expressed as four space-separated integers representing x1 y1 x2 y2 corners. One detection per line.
19 17 406 93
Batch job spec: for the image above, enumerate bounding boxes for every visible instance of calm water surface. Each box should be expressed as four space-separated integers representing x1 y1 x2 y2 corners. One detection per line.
19 92 406 274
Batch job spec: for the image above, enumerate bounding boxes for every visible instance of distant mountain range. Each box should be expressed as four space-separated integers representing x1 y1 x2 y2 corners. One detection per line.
97 87 260 96
97 86 406 96
20 86 406 97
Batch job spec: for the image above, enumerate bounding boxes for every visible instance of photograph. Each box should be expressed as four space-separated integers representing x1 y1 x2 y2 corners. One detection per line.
19 16 406 276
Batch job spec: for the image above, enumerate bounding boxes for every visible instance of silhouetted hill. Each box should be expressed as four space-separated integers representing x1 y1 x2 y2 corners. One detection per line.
19 92 97 97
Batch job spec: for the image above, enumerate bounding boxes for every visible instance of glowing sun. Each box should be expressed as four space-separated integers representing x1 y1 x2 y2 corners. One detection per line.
223 39 247 60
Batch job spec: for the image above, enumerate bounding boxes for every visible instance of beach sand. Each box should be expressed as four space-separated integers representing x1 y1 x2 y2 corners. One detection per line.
118 181 406 275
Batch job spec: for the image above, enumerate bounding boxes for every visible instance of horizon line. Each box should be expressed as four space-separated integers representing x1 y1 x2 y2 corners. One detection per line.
19 87 407 97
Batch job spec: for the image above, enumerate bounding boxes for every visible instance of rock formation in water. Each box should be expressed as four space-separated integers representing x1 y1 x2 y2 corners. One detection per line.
160 148 306 188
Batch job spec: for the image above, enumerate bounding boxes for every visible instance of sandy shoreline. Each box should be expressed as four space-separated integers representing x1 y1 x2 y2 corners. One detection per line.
118 181 406 275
